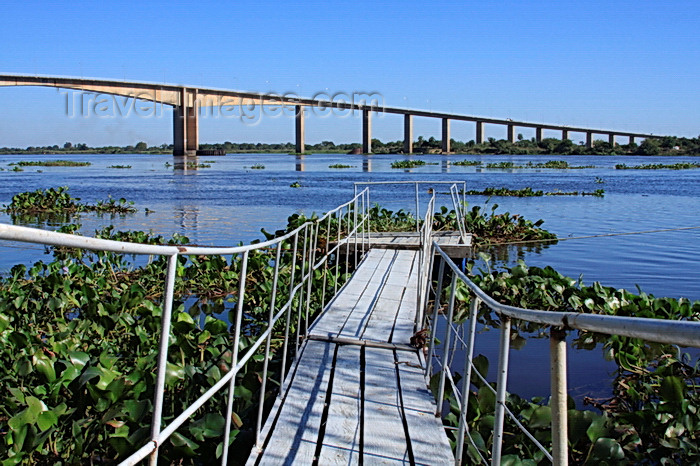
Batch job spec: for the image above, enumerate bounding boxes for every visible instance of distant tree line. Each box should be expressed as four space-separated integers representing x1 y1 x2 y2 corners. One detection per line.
1 135 699 156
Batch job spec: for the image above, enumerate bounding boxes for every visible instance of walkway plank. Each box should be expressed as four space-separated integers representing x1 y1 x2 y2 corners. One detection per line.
247 340 334 465
396 353 455 465
362 348 411 464
335 231 472 258
317 345 362 464
249 246 453 465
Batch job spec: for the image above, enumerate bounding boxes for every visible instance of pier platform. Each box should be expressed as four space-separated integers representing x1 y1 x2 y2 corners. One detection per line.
337 230 472 258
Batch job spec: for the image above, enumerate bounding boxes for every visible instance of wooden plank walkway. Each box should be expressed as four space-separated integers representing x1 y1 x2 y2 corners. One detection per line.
247 249 454 465
338 231 471 258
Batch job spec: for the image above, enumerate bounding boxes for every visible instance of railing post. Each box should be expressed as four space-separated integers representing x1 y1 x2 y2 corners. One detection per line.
334 210 341 294
148 253 178 466
343 206 350 278
255 243 282 447
280 233 300 392
454 296 480 466
414 182 420 232
303 224 315 336
295 225 309 351
550 327 569 466
418 242 435 327
366 188 372 246
425 257 446 377
492 315 511 465
436 272 457 416
221 250 249 466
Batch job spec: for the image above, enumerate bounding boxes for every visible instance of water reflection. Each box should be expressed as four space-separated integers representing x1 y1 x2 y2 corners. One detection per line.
295 154 305 172
172 155 189 171
441 158 450 173
477 242 557 266
362 155 372 172
175 206 200 235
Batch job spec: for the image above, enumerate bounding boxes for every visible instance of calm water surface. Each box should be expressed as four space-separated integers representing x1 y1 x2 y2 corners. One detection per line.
1 152 698 401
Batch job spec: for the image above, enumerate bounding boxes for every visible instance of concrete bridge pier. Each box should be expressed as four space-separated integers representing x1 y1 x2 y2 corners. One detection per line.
586 131 593 148
295 105 305 154
535 127 543 143
404 114 413 154
562 129 569 141
629 136 635 145
608 133 615 146
475 121 484 144
441 118 451 153
173 88 199 156
507 124 516 143
363 109 372 154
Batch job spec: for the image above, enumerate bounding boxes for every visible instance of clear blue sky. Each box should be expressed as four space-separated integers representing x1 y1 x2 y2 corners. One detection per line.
1 0 699 147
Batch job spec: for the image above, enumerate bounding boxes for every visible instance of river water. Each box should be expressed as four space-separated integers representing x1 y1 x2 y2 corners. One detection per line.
1 152 698 401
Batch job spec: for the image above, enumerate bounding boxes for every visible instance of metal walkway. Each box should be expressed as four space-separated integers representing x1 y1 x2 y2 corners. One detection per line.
247 249 454 465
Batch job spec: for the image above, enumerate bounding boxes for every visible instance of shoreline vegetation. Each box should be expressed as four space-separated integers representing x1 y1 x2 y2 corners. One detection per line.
2 134 700 156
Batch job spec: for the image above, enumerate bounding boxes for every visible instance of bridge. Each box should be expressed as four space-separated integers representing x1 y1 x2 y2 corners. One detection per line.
0 74 663 156
1 183 698 465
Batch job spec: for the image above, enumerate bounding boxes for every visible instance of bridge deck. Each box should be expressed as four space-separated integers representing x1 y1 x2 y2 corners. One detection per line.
247 249 454 465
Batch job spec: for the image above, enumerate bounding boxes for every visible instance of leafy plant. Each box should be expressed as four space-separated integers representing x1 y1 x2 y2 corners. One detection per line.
391 159 427 169
2 187 136 215
9 160 92 167
615 162 700 170
452 160 481 166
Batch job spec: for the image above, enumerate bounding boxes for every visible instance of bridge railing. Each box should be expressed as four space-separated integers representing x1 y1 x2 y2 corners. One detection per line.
0 189 370 465
424 243 700 466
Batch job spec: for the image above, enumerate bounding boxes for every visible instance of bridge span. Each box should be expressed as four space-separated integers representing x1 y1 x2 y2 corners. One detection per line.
0 74 662 156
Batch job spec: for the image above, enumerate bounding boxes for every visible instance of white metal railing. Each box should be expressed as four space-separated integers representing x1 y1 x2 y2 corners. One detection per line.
416 191 436 325
450 184 468 243
354 180 466 233
0 189 370 465
425 242 700 466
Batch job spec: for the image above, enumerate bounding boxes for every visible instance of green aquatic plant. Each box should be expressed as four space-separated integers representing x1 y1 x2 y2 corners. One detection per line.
615 162 700 170
430 203 557 245
9 160 92 167
466 187 545 197
328 164 353 169
107 165 132 169
391 159 427 169
462 186 605 198
485 161 517 169
250 164 265 169
94 196 136 214
525 160 595 169
452 160 481 166
2 187 137 215
186 162 211 169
